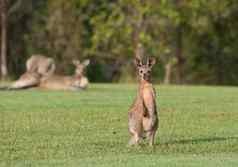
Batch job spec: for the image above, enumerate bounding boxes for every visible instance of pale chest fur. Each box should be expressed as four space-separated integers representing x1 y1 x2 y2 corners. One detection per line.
129 83 156 115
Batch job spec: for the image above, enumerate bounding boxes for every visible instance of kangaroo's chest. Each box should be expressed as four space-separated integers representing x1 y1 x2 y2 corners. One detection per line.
130 85 156 114
131 96 145 112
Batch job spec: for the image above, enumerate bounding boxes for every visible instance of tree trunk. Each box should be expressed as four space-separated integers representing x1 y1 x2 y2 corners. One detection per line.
133 23 143 59
164 61 173 84
132 6 145 60
175 26 185 84
0 0 8 79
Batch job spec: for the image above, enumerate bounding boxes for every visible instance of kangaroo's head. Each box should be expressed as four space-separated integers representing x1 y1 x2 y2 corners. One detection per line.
134 57 156 82
73 59 90 77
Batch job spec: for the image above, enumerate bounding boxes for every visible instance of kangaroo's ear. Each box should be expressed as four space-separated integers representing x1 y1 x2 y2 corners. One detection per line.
73 60 80 66
147 57 156 67
83 59 90 66
134 57 142 67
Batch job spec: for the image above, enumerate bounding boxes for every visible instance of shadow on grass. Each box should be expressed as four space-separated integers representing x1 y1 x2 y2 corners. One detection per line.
162 136 238 145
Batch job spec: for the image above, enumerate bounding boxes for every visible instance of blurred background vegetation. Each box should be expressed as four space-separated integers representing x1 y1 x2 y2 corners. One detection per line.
1 0 238 85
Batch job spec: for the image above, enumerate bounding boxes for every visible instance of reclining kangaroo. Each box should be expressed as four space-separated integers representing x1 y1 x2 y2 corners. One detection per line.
128 57 158 146
26 55 56 76
39 59 90 90
9 55 56 89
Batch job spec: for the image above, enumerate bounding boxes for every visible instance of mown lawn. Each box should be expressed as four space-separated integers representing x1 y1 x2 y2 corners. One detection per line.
0 84 238 167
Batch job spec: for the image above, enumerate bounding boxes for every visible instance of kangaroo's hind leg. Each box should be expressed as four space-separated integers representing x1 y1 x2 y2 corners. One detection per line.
128 132 140 146
128 122 142 146
147 129 157 146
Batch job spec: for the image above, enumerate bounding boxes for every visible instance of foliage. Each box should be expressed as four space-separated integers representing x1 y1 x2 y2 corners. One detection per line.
2 0 238 84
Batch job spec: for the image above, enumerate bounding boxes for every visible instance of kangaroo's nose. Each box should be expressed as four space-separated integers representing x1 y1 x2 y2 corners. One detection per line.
143 73 150 80
143 74 147 79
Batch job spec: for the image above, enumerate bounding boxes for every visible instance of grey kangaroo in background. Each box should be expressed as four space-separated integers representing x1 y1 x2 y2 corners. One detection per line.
39 59 90 90
9 55 56 89
128 57 158 146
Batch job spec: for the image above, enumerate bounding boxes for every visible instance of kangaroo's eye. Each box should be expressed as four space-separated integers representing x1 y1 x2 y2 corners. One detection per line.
140 70 143 74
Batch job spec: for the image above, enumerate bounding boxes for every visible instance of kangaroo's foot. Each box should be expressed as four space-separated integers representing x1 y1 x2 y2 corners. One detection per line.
128 133 140 146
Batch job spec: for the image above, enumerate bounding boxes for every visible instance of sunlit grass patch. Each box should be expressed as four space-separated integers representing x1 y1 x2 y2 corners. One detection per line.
0 84 238 166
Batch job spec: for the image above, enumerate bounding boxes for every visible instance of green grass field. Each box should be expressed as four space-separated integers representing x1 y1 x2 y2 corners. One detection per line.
0 84 238 167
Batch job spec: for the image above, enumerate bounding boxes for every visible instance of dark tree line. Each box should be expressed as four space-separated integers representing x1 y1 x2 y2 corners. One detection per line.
1 0 238 85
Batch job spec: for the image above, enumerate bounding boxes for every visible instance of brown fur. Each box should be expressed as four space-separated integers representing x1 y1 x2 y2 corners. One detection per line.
128 57 158 146
10 72 41 89
10 55 55 89
39 59 90 90
26 55 56 76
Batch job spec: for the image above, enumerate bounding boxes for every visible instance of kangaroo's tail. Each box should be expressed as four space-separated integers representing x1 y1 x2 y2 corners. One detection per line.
0 86 11 91
0 85 32 91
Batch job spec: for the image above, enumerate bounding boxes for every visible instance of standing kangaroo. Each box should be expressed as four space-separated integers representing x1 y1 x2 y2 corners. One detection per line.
128 57 158 146
9 55 56 89
39 59 90 90
9 55 55 89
